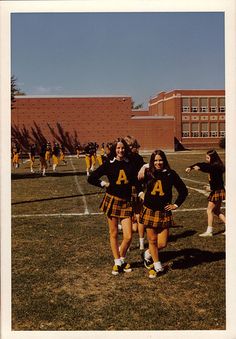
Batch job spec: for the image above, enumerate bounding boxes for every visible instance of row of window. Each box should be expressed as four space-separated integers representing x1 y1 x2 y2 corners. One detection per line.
182 97 225 105
182 106 225 113
182 121 225 138
182 131 225 138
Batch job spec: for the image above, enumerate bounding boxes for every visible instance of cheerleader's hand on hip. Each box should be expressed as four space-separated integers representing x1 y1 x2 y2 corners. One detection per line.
101 180 110 188
164 204 178 211
138 191 145 201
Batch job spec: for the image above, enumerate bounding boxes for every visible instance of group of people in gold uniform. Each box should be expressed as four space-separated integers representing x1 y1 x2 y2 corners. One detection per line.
11 141 67 176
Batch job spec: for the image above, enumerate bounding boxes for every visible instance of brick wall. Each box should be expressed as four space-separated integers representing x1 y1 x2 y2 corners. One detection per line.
12 96 175 152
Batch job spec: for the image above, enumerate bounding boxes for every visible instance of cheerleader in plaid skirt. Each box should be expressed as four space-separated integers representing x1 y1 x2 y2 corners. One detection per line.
88 138 141 275
186 149 225 237
139 150 188 278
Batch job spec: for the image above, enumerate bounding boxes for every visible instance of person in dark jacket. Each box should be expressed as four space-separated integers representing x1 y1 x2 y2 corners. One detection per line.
87 137 141 276
139 150 188 279
186 149 225 237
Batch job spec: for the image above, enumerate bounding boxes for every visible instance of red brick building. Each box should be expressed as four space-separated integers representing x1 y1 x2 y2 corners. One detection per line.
11 89 225 152
149 89 225 149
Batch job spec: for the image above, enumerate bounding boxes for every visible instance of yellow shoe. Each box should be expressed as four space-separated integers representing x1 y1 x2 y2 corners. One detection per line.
149 267 165 279
112 264 123 275
149 269 157 279
122 262 132 273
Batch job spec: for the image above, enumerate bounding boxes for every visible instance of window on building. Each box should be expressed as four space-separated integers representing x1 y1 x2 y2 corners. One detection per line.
182 122 190 137
191 98 198 112
210 97 217 106
200 98 208 112
200 122 209 137
182 98 190 112
210 122 218 137
191 122 199 137
210 106 217 112
219 98 225 112
182 98 190 105
219 97 225 106
219 122 225 137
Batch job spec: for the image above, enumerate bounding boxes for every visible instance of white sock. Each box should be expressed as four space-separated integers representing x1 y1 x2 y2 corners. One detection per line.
114 259 122 266
154 261 163 271
139 238 144 247
120 257 125 264
206 226 213 233
144 249 152 260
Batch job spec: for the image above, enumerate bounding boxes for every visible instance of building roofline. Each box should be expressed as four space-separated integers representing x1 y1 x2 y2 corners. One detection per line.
150 89 225 101
15 94 131 99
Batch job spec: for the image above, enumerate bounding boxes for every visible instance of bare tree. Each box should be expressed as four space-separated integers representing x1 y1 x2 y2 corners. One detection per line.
11 75 25 108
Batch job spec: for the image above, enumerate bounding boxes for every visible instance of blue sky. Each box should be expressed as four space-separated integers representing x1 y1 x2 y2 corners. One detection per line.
11 12 225 108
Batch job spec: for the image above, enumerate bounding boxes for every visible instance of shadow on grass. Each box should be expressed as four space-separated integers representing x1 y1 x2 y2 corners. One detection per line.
214 229 225 236
11 171 87 180
12 191 104 205
168 230 197 242
131 247 225 270
162 248 225 269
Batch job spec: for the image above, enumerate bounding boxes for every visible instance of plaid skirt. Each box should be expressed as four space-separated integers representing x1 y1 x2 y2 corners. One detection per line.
208 189 225 202
131 186 143 214
100 193 133 219
139 205 173 232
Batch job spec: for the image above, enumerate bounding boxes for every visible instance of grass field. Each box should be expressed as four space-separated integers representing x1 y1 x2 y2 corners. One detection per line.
11 151 226 331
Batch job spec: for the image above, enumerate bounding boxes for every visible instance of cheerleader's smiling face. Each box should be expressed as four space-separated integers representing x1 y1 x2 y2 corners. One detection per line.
154 154 164 170
116 142 125 160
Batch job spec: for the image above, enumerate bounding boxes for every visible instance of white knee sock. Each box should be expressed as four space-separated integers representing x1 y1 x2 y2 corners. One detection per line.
144 249 152 260
114 259 122 266
120 257 125 264
154 261 163 271
206 226 213 233
139 238 144 248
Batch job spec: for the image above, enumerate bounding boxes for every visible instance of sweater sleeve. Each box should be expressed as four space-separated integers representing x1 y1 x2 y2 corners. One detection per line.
87 162 107 188
171 170 188 207
190 162 212 173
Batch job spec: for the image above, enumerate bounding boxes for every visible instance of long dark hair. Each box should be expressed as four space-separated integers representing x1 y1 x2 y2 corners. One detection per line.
109 137 131 159
207 149 225 171
149 150 171 176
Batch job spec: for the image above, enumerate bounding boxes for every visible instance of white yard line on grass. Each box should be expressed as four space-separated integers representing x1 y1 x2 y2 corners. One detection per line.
70 158 89 214
12 206 225 218
186 185 209 197
181 177 208 185
12 212 103 218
